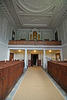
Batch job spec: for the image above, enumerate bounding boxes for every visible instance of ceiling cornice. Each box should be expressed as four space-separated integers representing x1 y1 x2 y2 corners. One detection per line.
0 0 17 29
50 0 67 29
0 0 22 29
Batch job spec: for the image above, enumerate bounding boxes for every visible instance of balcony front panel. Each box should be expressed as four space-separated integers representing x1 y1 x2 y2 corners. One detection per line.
9 40 61 45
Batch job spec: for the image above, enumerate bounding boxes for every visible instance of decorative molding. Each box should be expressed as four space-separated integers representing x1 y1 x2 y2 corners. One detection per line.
23 24 47 27
0 0 17 29
12 0 22 27
19 13 52 17
62 43 67 47
0 41 8 47
18 0 55 13
0 0 67 29
52 0 67 29
8 45 62 50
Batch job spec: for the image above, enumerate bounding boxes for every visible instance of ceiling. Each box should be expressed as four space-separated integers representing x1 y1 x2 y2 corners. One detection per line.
0 0 67 29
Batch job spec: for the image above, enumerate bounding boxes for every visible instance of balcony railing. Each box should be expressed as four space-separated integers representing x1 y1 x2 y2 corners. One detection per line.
9 40 61 45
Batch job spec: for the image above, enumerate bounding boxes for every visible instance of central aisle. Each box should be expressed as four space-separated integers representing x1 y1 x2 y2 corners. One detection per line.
13 66 64 100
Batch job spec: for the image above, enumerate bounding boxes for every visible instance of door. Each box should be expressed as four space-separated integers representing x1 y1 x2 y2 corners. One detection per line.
10 53 14 61
31 54 38 66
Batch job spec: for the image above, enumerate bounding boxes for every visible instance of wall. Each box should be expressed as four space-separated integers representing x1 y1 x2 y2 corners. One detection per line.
53 16 67 59
16 29 54 41
14 53 25 60
41 29 54 41
62 46 67 59
16 29 29 40
0 6 16 61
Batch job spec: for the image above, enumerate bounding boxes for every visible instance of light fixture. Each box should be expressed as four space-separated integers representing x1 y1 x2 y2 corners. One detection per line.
18 49 21 52
49 50 51 52
34 50 36 52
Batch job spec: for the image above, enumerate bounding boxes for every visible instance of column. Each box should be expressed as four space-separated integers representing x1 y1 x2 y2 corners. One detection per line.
25 49 27 68
43 49 46 69
60 49 63 60
7 49 10 61
41 51 42 66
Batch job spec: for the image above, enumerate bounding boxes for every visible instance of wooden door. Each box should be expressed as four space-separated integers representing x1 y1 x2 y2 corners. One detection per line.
10 53 14 61
56 53 60 60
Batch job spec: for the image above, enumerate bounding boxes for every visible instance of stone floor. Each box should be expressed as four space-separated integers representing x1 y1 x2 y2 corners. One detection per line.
6 67 67 100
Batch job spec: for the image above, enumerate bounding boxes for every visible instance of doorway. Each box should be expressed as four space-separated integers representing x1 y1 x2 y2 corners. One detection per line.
31 54 38 66
55 31 58 41
10 53 14 61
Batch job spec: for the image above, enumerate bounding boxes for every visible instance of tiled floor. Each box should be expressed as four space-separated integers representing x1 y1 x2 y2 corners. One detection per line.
6 67 67 100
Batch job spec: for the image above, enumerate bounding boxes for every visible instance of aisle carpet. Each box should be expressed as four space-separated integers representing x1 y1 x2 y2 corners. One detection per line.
13 66 64 100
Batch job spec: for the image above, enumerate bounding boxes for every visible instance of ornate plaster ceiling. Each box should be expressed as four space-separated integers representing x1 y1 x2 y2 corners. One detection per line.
18 0 55 13
0 0 67 29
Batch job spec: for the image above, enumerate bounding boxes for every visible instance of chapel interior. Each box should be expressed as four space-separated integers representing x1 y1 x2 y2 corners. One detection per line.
0 0 67 100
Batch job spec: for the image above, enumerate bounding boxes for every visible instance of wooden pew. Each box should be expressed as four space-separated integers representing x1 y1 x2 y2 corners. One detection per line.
47 61 67 93
0 61 24 100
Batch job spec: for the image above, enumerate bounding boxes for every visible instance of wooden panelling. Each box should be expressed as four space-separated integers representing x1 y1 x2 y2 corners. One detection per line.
30 34 32 40
0 61 24 100
38 60 41 66
0 69 3 99
10 53 14 61
33 31 37 40
47 61 67 92
38 34 40 40
9 40 61 45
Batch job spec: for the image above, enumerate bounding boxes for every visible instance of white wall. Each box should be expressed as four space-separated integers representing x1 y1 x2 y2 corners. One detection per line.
16 29 29 40
53 16 67 59
41 29 54 40
0 6 16 61
0 43 8 61
14 53 25 60
62 46 67 59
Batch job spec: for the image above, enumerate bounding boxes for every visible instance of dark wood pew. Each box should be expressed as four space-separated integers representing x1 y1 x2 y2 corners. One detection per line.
0 61 24 100
47 61 67 93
